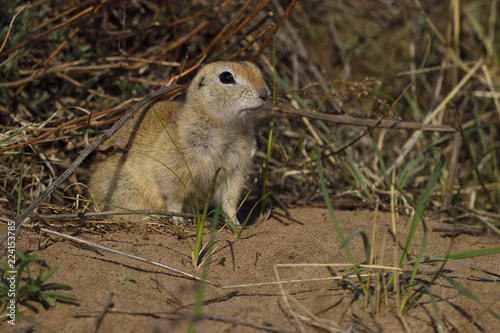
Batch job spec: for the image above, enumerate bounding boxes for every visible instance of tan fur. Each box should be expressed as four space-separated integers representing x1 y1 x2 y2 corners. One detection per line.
89 61 270 224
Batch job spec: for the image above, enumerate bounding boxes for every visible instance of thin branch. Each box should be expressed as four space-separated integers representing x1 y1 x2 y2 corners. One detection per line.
27 225 218 286
273 107 458 133
92 293 114 333
0 2 29 54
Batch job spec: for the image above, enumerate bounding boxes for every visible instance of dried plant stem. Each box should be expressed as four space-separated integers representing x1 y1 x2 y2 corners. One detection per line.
218 0 271 49
36 210 208 222
0 62 129 89
412 0 446 45
487 0 497 61
26 225 217 286
92 293 114 333
55 72 118 100
443 130 462 211
481 64 500 117
203 0 254 56
77 309 293 333
0 2 29 54
227 23 275 61
274 107 458 133
252 0 298 62
167 0 235 58
216 10 274 59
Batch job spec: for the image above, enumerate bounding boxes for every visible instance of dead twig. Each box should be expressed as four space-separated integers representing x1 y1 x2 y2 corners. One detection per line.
227 23 275 61
36 209 210 222
0 2 29 55
92 293 114 333
77 308 296 333
273 107 458 133
252 0 298 62
26 224 219 286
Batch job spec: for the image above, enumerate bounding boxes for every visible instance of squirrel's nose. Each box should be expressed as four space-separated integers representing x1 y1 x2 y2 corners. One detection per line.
259 86 271 102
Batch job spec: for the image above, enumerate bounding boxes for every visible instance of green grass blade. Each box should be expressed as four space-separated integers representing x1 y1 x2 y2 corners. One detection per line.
341 230 371 264
397 152 426 190
399 153 444 266
188 199 222 333
0 123 33 145
316 146 365 293
238 191 271 238
403 215 459 313
466 13 492 55
417 282 444 333
193 167 224 267
315 120 372 201
370 134 390 188
407 248 500 264
317 147 349 253
315 67 346 112
406 218 428 288
399 153 444 311
441 275 500 320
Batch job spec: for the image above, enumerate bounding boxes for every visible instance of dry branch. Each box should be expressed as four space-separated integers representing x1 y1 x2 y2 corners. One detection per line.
23 225 217 285
274 107 458 133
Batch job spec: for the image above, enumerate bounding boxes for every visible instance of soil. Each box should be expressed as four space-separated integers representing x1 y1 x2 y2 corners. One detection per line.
2 208 499 333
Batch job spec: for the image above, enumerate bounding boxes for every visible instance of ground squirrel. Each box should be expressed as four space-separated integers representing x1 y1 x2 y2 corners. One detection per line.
89 61 270 224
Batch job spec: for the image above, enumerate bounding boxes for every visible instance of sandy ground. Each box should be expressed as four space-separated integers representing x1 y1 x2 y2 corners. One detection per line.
2 207 499 332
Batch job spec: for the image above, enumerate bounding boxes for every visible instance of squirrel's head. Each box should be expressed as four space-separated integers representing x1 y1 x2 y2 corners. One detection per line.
187 61 270 123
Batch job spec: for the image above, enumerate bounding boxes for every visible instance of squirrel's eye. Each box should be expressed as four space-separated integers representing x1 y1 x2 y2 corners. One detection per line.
219 71 235 84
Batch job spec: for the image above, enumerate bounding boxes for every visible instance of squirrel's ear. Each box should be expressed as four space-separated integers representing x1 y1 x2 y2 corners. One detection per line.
197 76 205 89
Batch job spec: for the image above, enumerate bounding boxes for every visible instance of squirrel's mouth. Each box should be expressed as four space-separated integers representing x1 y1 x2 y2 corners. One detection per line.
238 104 267 118
238 109 253 117
236 97 269 117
